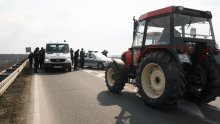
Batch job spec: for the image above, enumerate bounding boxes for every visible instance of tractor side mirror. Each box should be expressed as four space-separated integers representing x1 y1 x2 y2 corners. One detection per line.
190 28 196 37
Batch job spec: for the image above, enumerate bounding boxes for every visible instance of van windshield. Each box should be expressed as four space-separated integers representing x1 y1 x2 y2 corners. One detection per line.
46 44 69 53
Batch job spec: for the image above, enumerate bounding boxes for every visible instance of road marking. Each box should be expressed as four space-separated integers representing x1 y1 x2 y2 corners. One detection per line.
82 70 94 73
33 75 40 124
82 69 137 92
96 73 105 79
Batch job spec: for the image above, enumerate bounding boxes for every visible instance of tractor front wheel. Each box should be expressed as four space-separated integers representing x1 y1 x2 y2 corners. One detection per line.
105 62 128 93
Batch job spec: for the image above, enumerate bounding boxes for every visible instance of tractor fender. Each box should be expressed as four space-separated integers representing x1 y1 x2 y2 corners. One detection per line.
110 59 128 78
137 48 181 64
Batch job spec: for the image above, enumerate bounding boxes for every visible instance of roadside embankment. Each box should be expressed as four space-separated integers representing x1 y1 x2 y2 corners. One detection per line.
0 65 33 123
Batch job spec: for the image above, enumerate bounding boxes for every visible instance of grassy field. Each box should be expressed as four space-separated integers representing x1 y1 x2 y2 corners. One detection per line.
0 61 17 72
0 54 27 72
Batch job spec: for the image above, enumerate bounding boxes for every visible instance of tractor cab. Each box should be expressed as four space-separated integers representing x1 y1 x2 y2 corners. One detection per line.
124 6 216 68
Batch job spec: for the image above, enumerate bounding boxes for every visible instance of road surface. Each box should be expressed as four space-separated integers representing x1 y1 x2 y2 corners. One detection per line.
26 68 220 124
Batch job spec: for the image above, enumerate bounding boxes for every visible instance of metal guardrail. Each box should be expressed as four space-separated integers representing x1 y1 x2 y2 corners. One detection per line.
0 59 28 96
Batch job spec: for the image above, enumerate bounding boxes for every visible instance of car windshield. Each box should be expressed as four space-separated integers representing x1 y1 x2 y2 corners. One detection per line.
46 44 69 53
174 14 213 40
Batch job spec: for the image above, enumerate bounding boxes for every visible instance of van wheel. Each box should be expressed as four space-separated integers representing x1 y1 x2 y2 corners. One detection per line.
68 68 72 72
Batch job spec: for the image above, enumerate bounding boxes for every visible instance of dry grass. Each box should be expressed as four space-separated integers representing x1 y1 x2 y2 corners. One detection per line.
0 65 33 124
0 61 17 72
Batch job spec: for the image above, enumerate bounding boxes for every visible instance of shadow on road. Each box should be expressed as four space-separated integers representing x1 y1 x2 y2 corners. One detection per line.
84 66 105 72
97 90 219 124
32 68 72 75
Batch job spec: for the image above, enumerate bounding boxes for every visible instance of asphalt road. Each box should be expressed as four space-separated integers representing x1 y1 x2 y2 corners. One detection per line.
26 68 220 124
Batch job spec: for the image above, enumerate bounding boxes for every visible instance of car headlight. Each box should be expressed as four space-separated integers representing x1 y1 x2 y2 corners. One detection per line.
66 58 72 63
45 58 50 62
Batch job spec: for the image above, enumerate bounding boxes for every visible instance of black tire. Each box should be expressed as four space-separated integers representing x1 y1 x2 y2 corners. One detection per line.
44 68 48 72
97 62 104 69
105 61 128 93
68 68 72 72
136 51 185 108
186 55 220 103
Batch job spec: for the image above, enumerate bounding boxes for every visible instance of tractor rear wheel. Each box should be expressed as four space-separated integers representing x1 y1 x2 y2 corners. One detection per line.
186 56 220 103
105 61 128 93
136 51 185 108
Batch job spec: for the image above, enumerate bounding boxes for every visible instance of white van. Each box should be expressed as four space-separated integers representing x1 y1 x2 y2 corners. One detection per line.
44 43 72 72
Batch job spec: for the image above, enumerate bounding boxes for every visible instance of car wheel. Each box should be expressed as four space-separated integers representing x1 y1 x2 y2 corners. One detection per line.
97 62 104 69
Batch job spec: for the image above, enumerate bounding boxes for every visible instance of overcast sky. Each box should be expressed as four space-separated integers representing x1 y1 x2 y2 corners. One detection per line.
0 0 219 55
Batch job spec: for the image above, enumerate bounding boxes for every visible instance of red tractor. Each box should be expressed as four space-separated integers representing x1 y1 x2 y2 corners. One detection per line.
105 6 220 108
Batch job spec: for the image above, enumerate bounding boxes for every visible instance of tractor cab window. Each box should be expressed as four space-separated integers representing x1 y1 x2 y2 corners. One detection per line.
145 15 170 45
132 21 145 47
174 14 213 39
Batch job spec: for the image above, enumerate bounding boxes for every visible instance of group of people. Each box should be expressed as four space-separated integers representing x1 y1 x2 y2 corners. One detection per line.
28 47 45 73
70 48 85 71
28 47 107 73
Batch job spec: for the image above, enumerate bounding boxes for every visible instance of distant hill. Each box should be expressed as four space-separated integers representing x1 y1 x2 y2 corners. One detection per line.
0 54 28 61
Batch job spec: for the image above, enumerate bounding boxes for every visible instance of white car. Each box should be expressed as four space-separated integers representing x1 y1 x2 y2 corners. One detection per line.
83 51 112 69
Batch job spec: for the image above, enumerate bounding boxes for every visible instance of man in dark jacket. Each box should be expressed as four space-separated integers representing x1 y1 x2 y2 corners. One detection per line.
39 47 45 68
74 49 79 70
70 48 74 65
80 48 85 69
28 52 34 68
34 47 40 73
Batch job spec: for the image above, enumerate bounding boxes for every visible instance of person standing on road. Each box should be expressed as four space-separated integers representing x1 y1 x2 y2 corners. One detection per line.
34 47 40 73
39 47 45 69
74 49 79 71
70 48 74 65
28 52 34 68
80 48 85 69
